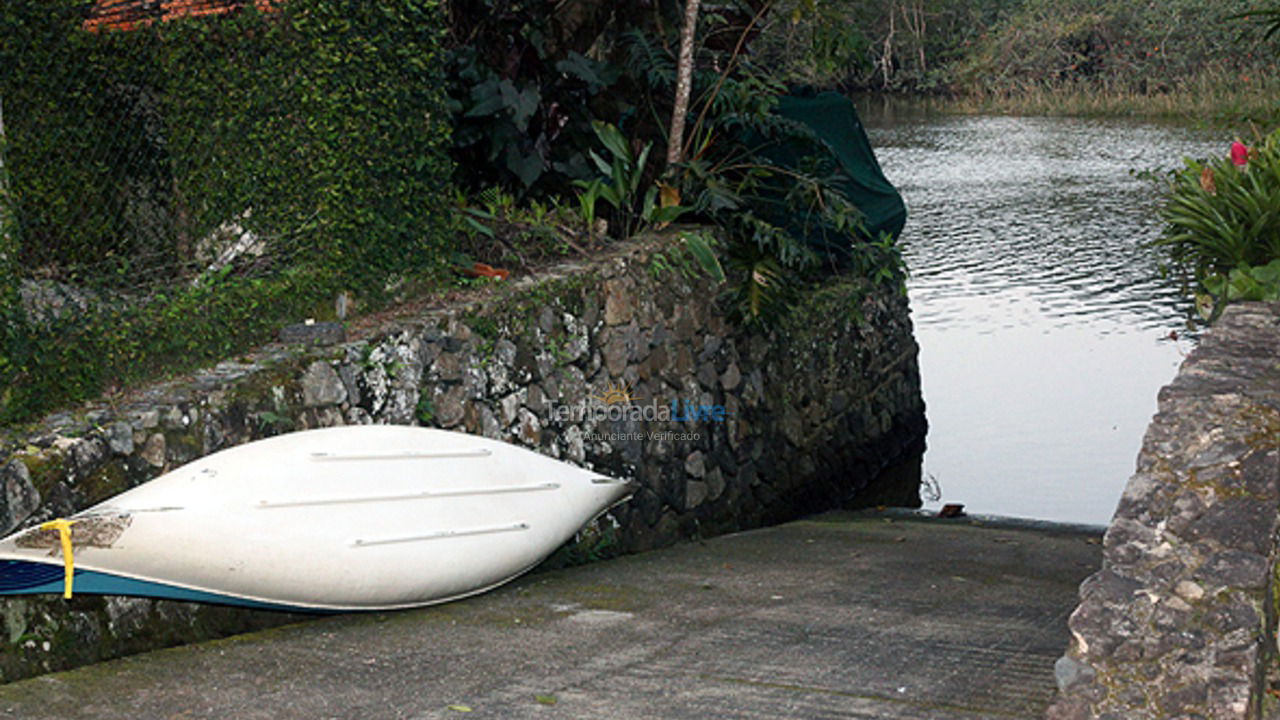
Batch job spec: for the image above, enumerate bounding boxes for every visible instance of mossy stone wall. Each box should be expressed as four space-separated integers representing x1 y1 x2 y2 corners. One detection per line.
0 235 925 682
1049 302 1280 720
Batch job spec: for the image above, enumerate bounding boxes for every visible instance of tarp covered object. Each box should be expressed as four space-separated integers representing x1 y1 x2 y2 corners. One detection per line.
756 91 907 266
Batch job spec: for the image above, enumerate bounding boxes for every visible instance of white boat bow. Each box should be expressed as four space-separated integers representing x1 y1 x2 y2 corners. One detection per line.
0 426 633 612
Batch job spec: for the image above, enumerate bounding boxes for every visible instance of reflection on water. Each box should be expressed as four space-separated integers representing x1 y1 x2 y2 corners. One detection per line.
860 104 1223 525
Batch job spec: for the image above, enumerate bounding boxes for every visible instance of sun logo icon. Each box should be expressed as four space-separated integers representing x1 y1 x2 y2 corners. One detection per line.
593 381 635 406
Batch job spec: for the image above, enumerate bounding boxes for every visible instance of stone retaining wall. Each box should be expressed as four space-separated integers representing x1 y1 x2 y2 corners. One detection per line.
1049 302 1280 720
0 235 926 682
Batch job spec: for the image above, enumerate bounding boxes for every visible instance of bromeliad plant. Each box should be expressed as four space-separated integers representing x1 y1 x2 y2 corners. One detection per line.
1153 129 1280 321
574 121 689 242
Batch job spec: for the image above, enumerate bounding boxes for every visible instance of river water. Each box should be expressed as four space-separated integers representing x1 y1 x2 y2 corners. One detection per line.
859 102 1226 526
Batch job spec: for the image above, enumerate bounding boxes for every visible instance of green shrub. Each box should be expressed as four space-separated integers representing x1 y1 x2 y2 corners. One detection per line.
621 31 901 326
1154 129 1280 320
958 0 1273 94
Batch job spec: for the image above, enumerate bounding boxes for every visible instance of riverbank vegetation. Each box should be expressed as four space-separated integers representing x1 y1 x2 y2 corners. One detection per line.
758 0 1280 125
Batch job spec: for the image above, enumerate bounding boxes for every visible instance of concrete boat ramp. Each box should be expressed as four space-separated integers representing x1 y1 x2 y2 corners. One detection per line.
0 511 1100 719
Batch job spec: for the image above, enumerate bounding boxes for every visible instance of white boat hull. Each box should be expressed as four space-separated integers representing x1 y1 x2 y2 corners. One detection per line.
0 426 632 611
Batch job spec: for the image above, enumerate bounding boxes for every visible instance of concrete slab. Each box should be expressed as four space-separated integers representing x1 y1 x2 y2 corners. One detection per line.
0 511 1101 719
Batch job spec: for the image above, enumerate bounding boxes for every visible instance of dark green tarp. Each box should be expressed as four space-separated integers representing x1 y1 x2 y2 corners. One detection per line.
754 91 907 267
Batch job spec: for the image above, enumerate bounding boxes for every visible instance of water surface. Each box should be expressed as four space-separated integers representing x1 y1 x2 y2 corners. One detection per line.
861 105 1224 525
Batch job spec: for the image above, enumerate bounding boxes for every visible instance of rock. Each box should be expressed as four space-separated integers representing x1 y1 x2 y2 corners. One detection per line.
479 406 502 440
699 336 722 362
625 324 650 364
338 364 363 408
538 306 557 334
68 437 109 482
461 364 488 400
603 279 633 325
140 434 166 468
104 596 152 637
312 407 345 429
527 385 548 415
1205 598 1259 635
780 406 805 446
705 467 725 502
345 406 373 425
685 480 707 510
562 330 589 364
720 363 741 392
279 321 345 346
696 363 718 390
301 362 346 408
1078 570 1142 606
493 339 518 368
500 392 524 428
561 426 586 463
603 334 628 378
534 351 556 380
433 385 467 428
431 352 462 382
487 356 514 396
0 461 40 533
1183 499 1274 555
1054 654 1096 692
684 450 706 479
515 409 542 446
1194 550 1267 590
1173 580 1205 602
105 422 134 455
1206 677 1250 718
358 363 390 415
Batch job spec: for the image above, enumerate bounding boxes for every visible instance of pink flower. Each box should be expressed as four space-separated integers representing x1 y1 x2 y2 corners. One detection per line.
1231 141 1250 167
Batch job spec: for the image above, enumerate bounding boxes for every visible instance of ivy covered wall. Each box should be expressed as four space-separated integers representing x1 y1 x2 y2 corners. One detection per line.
0 0 455 424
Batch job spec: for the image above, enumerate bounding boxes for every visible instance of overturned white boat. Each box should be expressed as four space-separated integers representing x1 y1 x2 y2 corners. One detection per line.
0 426 632 612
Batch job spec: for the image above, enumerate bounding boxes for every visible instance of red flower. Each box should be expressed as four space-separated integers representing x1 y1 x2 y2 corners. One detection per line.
1231 141 1250 167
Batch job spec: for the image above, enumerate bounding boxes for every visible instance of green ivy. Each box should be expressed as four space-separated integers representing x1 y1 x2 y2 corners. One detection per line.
0 0 454 423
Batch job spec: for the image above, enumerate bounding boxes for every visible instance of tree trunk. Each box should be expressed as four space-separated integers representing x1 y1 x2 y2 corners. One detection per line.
666 0 702 169
881 8 896 89
0 94 11 254
0 93 16 310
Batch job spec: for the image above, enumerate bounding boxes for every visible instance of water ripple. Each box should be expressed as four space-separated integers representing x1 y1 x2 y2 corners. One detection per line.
861 109 1220 524
868 115 1221 334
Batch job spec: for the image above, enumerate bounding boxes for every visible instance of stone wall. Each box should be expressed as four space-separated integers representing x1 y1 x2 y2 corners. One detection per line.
1049 302 1280 720
0 235 926 682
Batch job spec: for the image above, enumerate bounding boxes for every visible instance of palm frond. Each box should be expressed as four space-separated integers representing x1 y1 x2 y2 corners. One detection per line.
622 30 676 92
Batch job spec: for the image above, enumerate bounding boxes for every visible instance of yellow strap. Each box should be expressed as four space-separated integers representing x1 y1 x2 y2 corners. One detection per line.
39 519 78 599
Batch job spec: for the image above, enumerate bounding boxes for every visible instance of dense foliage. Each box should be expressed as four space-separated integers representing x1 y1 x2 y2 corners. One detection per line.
446 1 907 326
752 0 1279 102
755 0 1016 91
958 0 1272 93
1154 131 1280 320
443 0 672 195
0 0 453 423
617 29 900 321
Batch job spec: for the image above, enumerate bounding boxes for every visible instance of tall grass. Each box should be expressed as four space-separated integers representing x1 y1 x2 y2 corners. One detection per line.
942 68 1280 128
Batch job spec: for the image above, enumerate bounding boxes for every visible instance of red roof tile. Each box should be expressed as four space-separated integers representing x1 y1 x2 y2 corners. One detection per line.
84 0 278 32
